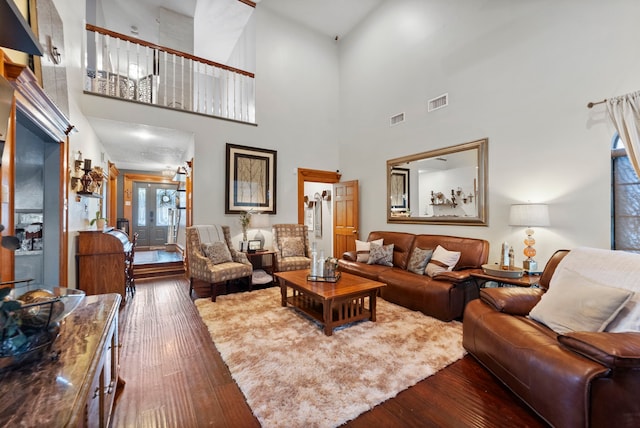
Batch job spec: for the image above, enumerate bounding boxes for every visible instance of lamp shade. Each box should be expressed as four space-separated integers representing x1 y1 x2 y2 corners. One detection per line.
509 204 550 227
250 213 269 229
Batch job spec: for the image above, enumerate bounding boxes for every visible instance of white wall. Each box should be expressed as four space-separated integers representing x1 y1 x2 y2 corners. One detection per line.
337 0 640 266
56 0 640 281
77 5 342 249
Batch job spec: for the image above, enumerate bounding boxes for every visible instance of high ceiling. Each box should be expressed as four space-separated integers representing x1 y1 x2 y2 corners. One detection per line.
89 0 383 172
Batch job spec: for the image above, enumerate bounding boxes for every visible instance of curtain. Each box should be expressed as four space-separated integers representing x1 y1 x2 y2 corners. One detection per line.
607 91 640 178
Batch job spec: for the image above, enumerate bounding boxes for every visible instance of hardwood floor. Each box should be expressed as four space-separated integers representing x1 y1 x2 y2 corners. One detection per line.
112 277 548 427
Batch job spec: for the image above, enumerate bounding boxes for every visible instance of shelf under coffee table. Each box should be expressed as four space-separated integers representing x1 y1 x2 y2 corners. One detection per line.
274 269 386 336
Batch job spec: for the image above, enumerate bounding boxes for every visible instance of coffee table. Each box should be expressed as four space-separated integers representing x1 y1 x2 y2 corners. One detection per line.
275 270 386 336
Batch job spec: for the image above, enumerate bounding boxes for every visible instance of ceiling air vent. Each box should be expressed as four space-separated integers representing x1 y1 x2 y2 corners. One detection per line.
390 112 405 126
428 93 448 112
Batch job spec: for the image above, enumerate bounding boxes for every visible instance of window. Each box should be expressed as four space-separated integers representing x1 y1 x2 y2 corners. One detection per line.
612 134 640 253
137 187 146 226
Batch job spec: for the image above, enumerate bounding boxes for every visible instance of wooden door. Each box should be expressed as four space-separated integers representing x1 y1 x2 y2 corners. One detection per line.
333 180 359 257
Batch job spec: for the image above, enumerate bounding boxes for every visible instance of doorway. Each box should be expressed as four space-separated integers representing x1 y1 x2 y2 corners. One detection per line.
123 173 181 249
132 182 178 247
297 169 355 257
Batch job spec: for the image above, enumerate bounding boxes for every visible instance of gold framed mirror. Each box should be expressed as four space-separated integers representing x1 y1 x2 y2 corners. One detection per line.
387 138 488 225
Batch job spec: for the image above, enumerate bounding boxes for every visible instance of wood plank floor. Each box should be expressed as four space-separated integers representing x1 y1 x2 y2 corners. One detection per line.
111 277 548 427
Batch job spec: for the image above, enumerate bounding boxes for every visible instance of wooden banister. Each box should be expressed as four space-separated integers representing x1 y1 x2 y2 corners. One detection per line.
85 24 255 78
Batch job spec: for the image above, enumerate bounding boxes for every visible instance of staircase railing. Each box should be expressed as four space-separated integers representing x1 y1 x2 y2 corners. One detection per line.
84 24 255 124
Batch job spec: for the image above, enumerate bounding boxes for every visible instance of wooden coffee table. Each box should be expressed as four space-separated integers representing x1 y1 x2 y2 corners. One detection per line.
275 270 386 336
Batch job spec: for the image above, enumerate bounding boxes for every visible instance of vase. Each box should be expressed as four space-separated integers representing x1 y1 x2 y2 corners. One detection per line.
97 219 106 230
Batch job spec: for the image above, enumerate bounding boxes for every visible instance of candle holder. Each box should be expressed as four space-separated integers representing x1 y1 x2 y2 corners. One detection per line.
80 159 93 193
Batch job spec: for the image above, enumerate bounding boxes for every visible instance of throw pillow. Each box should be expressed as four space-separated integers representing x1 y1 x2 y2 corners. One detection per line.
407 248 433 275
367 242 394 266
355 238 384 263
529 270 633 334
202 241 233 264
425 245 461 277
281 237 305 258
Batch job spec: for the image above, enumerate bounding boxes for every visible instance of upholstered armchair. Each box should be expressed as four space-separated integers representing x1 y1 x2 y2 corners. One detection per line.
186 225 252 301
272 224 311 272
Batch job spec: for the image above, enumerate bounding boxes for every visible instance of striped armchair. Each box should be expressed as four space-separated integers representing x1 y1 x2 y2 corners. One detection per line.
272 224 311 272
186 225 252 301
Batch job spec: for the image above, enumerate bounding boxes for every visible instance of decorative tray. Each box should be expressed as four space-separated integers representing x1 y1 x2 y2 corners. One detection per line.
481 264 524 278
307 272 341 283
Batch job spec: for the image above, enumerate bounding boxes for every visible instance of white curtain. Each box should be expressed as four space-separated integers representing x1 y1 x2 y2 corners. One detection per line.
607 91 640 178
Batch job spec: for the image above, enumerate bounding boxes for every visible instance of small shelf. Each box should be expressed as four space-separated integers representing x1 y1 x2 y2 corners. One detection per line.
76 191 102 199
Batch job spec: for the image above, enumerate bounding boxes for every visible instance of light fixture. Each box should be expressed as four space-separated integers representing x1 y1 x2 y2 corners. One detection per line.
509 203 550 273
250 213 269 250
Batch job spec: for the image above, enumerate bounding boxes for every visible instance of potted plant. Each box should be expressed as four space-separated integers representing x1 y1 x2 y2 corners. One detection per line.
89 211 107 230
239 211 252 251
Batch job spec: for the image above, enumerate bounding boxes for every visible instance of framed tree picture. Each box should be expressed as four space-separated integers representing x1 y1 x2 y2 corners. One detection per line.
225 144 277 214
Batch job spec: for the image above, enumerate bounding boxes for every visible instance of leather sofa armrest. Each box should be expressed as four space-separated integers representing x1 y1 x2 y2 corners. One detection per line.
480 287 545 315
558 332 640 369
342 251 357 261
432 270 471 282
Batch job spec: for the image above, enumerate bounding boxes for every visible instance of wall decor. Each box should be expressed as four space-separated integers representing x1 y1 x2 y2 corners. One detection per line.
390 167 409 213
387 138 488 226
305 207 314 231
225 143 277 214
313 193 322 238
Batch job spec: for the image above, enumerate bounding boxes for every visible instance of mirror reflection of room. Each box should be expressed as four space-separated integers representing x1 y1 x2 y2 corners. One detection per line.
387 138 487 225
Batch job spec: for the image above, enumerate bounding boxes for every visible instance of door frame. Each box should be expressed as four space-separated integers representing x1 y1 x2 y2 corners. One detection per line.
297 168 341 252
123 173 179 240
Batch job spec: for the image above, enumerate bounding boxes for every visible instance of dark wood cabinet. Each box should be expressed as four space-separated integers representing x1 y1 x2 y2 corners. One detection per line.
77 229 132 301
0 293 121 426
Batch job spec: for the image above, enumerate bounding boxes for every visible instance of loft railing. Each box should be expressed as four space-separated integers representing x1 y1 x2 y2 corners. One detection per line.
84 24 255 124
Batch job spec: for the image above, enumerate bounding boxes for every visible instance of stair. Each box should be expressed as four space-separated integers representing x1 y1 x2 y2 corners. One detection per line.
134 260 186 279
133 249 186 280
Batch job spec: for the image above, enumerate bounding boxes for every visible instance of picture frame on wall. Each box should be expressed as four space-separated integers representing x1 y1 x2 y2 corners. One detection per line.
225 143 277 214
305 207 314 231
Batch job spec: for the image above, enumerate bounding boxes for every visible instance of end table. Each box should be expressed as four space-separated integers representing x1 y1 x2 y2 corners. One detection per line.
245 250 276 287
470 268 540 288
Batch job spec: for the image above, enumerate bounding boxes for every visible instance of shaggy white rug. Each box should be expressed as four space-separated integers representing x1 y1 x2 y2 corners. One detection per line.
195 287 465 428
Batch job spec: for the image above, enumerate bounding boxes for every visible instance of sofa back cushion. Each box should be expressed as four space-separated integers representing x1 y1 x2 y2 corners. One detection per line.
367 231 416 270
413 234 489 270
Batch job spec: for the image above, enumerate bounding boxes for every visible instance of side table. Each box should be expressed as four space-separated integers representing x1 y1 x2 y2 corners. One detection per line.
470 268 540 288
245 250 276 287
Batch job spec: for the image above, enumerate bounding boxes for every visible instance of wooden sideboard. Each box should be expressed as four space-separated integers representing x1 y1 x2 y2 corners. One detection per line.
77 229 132 301
0 293 122 427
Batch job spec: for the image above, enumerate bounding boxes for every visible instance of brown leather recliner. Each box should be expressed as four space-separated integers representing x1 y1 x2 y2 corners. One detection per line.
463 250 640 427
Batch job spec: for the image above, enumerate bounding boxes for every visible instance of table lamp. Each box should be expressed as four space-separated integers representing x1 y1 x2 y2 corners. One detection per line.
251 213 269 250
509 204 550 272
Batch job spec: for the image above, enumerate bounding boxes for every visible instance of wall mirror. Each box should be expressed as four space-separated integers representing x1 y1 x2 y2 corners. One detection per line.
387 138 488 225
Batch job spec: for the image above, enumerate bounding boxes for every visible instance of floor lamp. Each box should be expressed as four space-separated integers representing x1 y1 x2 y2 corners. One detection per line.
509 204 550 273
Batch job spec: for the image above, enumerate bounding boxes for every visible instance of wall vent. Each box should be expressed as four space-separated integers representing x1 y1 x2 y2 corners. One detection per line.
428 93 449 112
390 112 405 126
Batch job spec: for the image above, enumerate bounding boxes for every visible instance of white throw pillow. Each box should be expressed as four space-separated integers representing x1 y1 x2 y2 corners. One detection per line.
529 270 633 334
425 245 461 277
202 241 233 264
355 238 384 263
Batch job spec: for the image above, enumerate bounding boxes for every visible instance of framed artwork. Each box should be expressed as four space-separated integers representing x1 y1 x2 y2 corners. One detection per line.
390 168 409 211
305 207 314 231
314 193 322 238
225 143 277 214
247 240 261 253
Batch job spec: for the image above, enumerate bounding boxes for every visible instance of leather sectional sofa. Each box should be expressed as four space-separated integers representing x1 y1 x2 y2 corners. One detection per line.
338 231 490 321
463 249 640 427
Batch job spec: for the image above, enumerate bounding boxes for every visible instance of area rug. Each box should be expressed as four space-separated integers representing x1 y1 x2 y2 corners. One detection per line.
195 287 465 428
